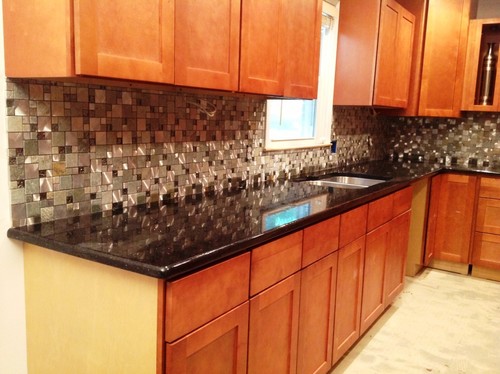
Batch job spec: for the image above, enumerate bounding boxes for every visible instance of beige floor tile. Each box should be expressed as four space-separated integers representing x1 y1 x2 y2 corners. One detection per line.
331 268 500 373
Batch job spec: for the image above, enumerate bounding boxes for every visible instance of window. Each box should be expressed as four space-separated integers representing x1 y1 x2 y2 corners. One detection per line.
265 1 339 151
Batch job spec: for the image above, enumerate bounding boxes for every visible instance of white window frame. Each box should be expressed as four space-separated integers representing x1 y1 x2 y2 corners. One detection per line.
264 1 340 151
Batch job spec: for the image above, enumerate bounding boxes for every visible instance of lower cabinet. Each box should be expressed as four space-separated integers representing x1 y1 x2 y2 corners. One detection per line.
361 222 390 334
385 211 411 305
297 252 338 374
165 303 249 374
426 173 477 270
333 236 366 364
248 273 301 374
472 177 500 276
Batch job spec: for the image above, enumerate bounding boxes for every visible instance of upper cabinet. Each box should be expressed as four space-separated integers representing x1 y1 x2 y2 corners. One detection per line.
239 0 322 98
3 0 322 98
418 0 471 117
334 0 415 108
335 0 472 117
174 0 241 91
462 18 500 112
3 0 175 83
74 0 174 84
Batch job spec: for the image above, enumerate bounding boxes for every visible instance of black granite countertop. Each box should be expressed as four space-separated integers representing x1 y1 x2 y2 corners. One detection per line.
7 160 500 280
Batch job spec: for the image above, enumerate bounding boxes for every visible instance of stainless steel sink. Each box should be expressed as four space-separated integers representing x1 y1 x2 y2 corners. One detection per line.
307 176 387 189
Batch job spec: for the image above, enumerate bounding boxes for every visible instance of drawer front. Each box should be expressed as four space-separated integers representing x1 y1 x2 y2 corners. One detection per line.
250 231 303 296
476 198 500 235
479 177 500 199
393 186 413 216
165 253 250 342
340 204 368 248
303 215 340 267
473 232 500 270
367 194 394 232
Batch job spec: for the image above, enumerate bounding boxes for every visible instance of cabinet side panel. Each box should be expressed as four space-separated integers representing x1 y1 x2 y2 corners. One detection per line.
24 244 159 374
3 0 74 77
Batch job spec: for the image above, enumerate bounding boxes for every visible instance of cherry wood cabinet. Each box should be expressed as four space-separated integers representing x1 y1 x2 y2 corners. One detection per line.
165 302 249 374
334 0 415 108
73 0 174 83
418 0 471 117
297 253 338 374
385 210 411 305
426 173 477 267
3 0 175 83
462 18 500 112
361 222 390 334
248 273 301 374
339 204 368 248
250 231 303 296
302 216 340 267
333 236 366 364
472 177 500 272
240 0 322 98
174 0 240 91
165 253 250 342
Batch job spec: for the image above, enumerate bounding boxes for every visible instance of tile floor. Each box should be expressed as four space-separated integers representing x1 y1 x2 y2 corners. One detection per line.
331 268 500 373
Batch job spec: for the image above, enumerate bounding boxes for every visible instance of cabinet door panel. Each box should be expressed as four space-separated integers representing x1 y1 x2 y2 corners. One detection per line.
165 253 250 342
333 236 365 364
283 0 322 98
418 0 470 117
240 0 285 95
476 198 500 235
373 0 399 106
250 231 303 296
479 177 500 199
393 7 415 106
361 223 390 334
303 216 340 267
426 174 477 263
367 194 394 232
74 0 174 83
248 274 301 374
166 303 249 374
339 204 368 248
298 253 338 374
472 233 500 270
385 211 411 306
174 0 240 91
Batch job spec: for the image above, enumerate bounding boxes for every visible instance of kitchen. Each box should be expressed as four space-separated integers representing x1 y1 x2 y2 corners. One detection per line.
1 0 500 373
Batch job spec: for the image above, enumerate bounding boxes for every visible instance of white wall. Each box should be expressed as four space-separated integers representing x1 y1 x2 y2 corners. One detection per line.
0 3 28 373
476 0 500 18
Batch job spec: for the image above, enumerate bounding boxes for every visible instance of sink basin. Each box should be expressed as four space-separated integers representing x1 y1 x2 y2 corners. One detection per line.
307 175 387 189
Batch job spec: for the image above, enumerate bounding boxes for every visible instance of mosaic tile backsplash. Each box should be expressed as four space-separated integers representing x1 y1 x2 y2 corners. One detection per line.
6 78 499 227
388 112 500 167
6 79 386 227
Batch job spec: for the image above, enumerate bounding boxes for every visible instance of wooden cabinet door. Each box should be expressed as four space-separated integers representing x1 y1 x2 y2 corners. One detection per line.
174 0 240 91
333 236 365 364
385 210 411 306
240 0 285 95
361 223 390 334
426 174 477 264
476 198 500 235
472 233 500 270
166 302 249 374
165 253 250 342
339 204 368 248
303 216 340 267
248 273 301 374
283 0 322 98
250 231 303 296
297 253 338 374
418 0 470 117
74 0 174 83
374 0 415 108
